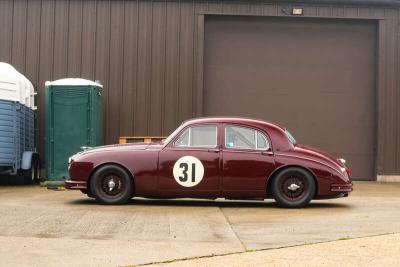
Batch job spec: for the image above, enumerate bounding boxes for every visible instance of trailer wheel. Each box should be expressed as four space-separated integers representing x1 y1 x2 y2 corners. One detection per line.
23 156 40 184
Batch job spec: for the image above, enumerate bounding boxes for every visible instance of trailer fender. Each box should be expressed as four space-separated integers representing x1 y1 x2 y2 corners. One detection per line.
21 152 39 170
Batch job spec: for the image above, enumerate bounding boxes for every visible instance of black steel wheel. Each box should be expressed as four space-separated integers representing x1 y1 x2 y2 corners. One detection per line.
271 167 316 208
90 164 133 205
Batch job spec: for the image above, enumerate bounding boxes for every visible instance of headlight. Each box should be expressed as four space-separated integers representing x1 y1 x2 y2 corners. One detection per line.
340 167 348 178
68 157 73 171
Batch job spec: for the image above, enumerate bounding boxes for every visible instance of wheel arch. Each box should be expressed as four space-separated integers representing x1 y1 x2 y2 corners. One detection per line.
87 162 135 195
266 164 319 198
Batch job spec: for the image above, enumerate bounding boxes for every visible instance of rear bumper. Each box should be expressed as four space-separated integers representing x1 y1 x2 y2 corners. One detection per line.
65 180 87 190
330 183 353 193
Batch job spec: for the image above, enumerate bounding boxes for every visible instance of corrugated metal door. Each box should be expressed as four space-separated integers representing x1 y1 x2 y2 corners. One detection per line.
204 16 377 180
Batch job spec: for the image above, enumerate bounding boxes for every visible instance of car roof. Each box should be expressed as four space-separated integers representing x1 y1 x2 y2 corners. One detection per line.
182 116 284 131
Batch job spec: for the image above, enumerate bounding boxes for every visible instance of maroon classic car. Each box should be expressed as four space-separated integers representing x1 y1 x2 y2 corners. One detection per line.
66 117 352 208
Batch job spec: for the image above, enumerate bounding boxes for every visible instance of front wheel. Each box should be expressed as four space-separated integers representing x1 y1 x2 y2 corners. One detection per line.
271 167 316 208
90 164 133 205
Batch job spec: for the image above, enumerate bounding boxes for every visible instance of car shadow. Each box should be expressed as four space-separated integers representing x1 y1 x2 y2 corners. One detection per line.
68 197 351 210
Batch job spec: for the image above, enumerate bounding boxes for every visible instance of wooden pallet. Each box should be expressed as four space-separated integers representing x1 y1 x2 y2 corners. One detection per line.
119 136 167 144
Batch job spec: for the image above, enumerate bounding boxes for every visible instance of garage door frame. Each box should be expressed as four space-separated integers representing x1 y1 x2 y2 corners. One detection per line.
194 12 384 180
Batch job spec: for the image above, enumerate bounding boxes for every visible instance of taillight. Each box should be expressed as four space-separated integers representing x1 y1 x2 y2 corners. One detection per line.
345 167 350 177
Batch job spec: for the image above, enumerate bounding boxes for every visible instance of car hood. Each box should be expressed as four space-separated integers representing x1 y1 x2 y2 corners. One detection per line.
77 142 152 156
294 144 344 169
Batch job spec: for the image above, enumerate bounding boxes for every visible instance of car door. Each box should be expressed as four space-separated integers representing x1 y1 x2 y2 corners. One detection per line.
222 124 275 198
157 123 221 198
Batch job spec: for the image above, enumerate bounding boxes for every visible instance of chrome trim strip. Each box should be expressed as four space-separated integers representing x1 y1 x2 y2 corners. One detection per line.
275 153 343 176
220 149 272 155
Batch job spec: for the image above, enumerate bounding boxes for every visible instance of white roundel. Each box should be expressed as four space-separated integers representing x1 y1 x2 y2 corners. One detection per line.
173 156 205 187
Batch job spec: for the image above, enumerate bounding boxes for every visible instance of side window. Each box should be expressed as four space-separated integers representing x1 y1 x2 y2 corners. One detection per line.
175 128 189 147
257 131 270 150
226 126 256 149
175 125 217 148
225 125 270 150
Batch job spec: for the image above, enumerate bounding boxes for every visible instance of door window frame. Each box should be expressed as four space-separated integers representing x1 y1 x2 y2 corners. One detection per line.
223 124 272 152
168 123 219 149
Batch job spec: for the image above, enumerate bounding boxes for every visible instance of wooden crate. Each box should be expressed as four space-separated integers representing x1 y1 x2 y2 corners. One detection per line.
119 136 167 144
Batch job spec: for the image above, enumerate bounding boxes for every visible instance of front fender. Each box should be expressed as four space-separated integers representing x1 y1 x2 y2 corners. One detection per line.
69 150 158 196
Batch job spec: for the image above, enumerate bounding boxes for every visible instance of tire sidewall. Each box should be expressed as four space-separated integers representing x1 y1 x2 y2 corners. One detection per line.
32 156 40 183
272 167 316 208
23 157 39 184
90 165 133 205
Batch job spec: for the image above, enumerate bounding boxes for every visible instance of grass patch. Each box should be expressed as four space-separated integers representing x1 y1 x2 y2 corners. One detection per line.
337 236 352 241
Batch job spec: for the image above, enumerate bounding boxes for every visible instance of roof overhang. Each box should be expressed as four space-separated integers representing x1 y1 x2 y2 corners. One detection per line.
235 0 400 7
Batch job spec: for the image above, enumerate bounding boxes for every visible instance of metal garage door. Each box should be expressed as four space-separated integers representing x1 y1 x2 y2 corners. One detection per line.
204 16 377 180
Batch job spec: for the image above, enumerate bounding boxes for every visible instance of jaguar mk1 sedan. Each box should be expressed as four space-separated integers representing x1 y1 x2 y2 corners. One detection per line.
66 117 352 208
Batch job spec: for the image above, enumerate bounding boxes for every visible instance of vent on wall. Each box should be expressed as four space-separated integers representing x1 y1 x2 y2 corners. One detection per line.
281 7 304 16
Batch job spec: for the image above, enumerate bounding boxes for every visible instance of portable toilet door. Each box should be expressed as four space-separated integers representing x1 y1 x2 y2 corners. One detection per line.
45 78 103 181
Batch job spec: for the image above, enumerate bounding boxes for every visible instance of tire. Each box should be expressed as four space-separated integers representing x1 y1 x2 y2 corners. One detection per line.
23 156 40 184
271 167 316 208
80 189 95 198
90 164 133 205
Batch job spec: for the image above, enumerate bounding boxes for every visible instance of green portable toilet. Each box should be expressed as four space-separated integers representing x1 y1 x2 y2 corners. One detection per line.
45 78 103 181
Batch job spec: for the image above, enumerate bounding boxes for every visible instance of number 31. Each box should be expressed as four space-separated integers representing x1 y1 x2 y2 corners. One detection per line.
179 162 196 182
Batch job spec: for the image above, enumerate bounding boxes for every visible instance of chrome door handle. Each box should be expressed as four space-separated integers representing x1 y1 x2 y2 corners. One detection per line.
208 149 220 153
262 151 273 155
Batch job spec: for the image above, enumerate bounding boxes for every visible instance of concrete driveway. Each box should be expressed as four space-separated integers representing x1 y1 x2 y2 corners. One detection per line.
0 182 399 266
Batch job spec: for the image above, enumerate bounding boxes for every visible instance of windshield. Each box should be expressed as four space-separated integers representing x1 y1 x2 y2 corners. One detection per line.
285 128 297 145
161 124 185 145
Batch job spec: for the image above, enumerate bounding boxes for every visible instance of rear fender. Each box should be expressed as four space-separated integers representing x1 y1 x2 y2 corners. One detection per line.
21 151 39 170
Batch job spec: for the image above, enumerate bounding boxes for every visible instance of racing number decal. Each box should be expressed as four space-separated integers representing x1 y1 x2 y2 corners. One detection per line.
173 156 204 187
178 162 196 182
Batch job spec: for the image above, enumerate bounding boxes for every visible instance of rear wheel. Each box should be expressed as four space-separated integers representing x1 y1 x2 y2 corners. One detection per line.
272 167 316 208
90 164 133 205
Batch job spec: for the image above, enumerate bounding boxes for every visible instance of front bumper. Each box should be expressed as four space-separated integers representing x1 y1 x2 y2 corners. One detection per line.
331 183 353 193
65 180 87 190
